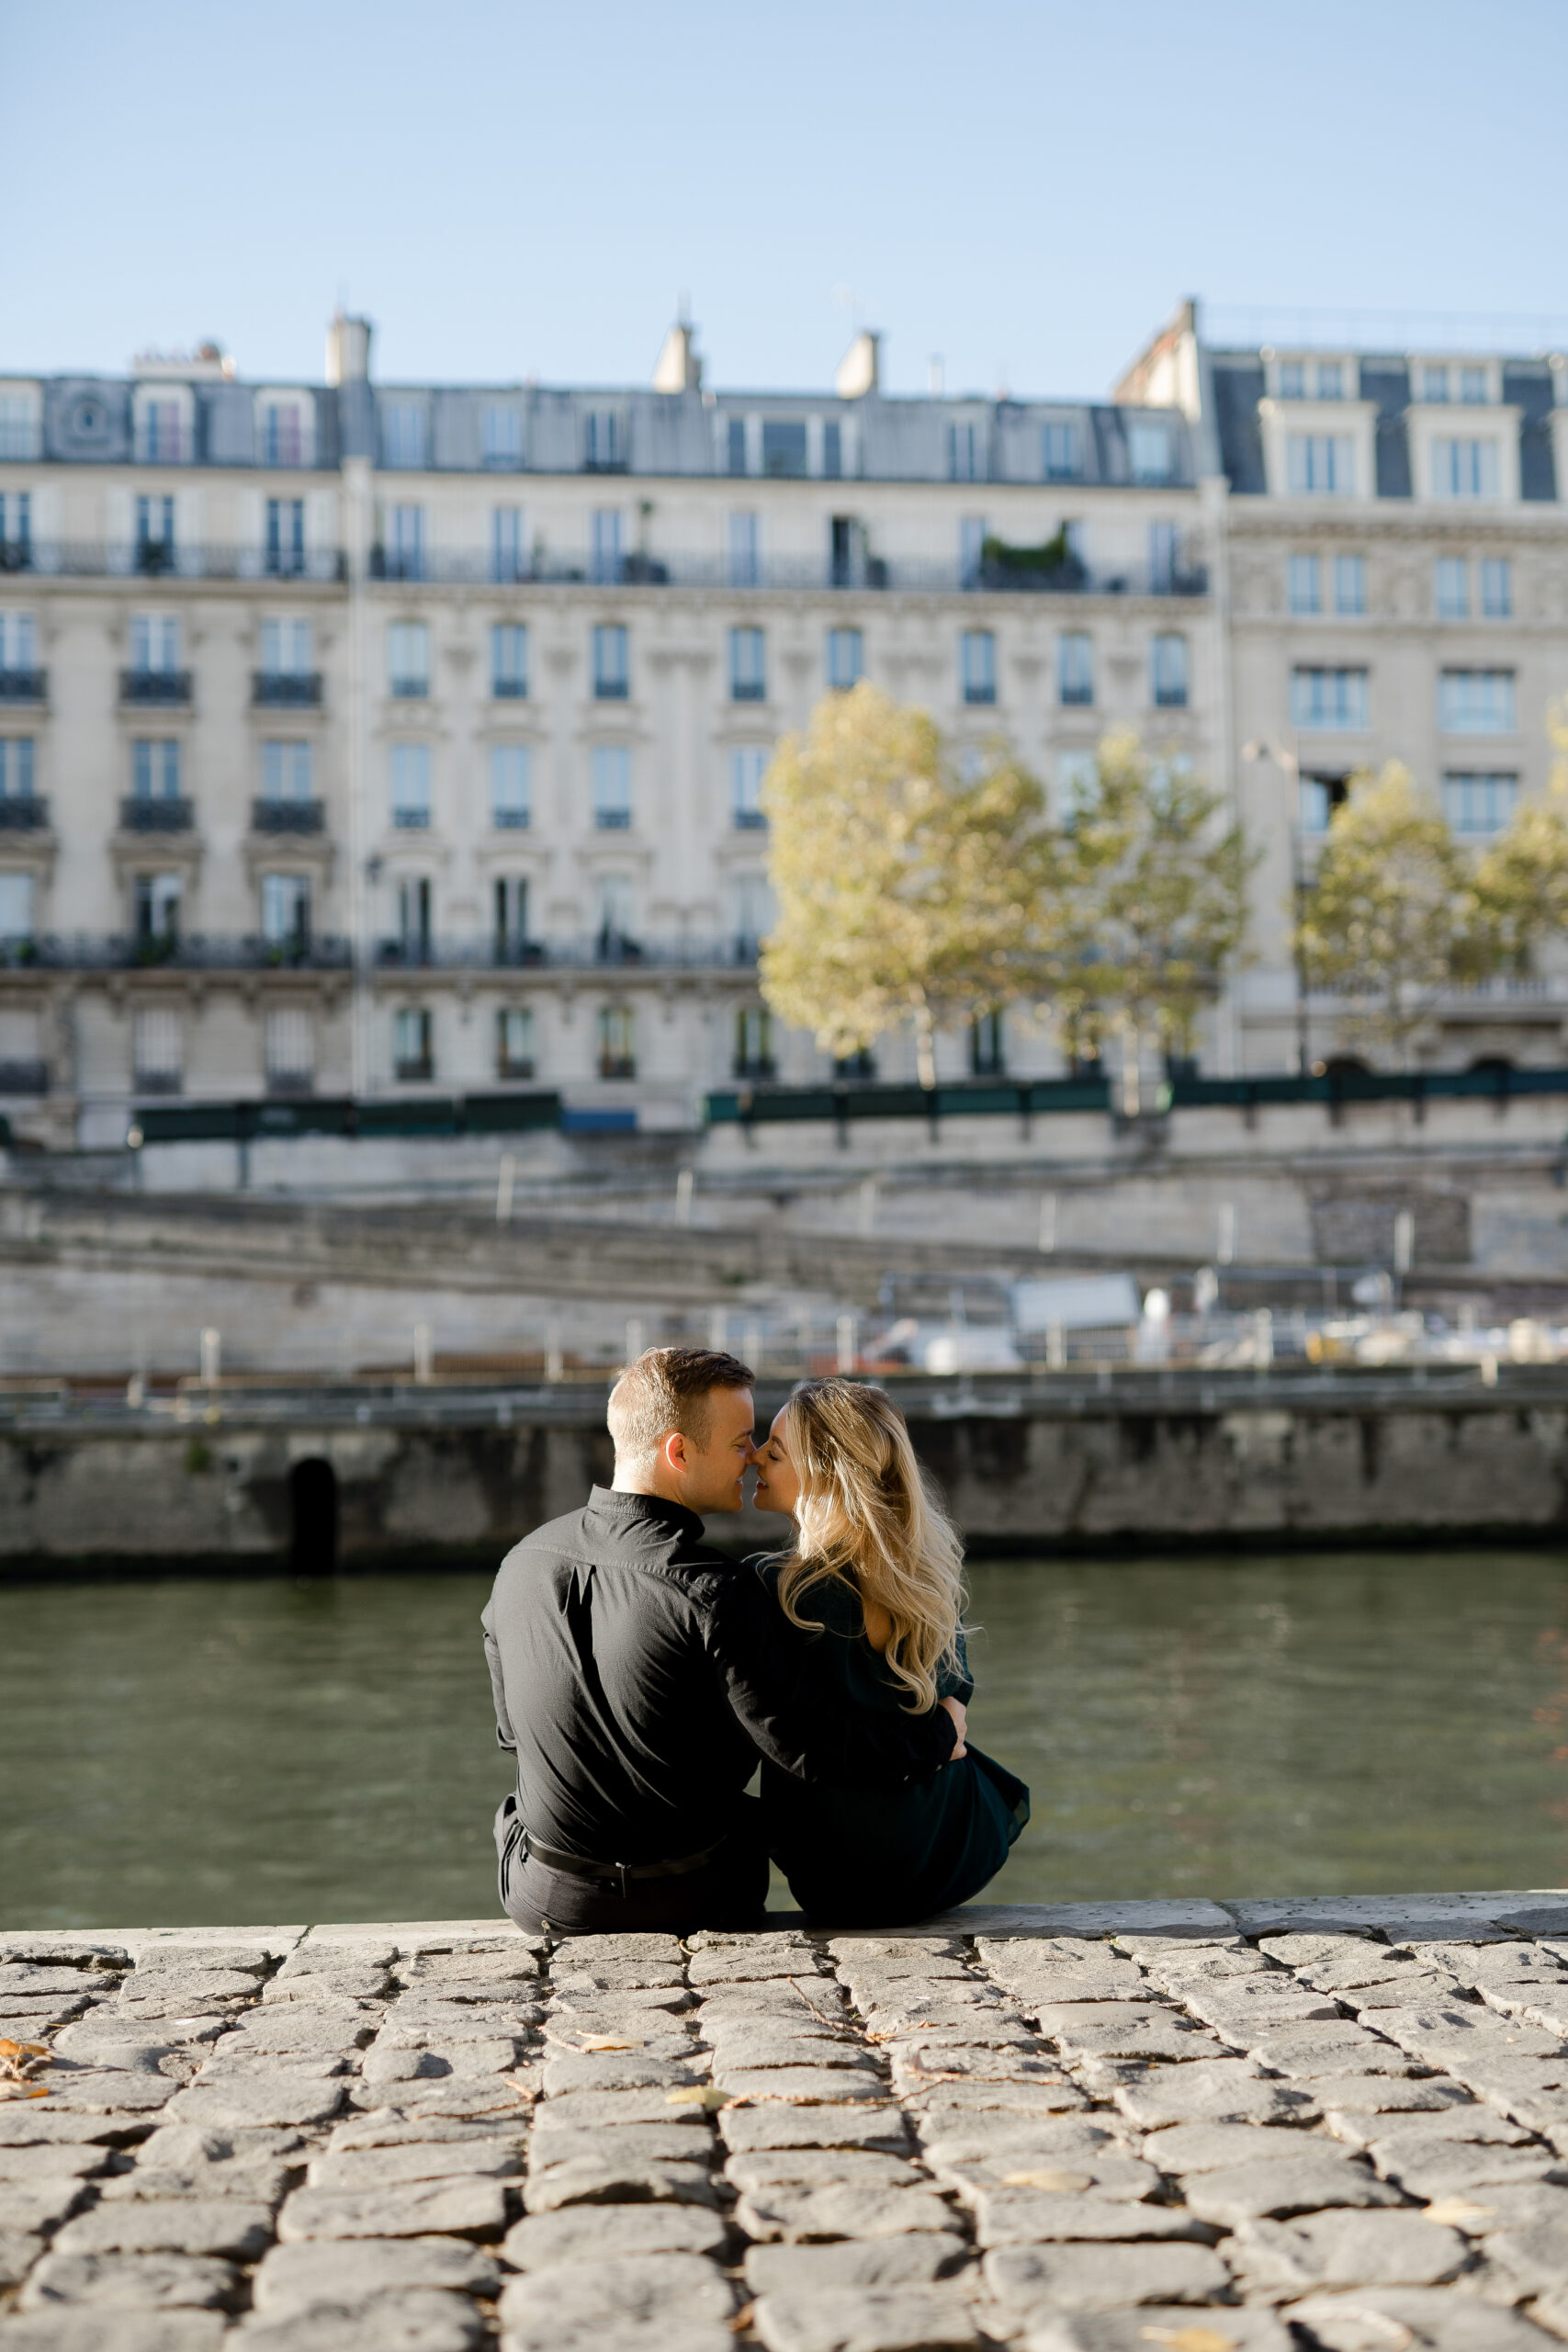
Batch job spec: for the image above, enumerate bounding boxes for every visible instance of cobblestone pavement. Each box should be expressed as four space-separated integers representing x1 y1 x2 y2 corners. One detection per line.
9 1894 1568 2348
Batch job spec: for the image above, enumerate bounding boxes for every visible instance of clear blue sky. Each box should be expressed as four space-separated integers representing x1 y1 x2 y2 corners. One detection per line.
10 0 1565 399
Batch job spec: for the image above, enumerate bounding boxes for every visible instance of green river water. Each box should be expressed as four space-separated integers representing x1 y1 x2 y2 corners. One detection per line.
5 1553 1568 1928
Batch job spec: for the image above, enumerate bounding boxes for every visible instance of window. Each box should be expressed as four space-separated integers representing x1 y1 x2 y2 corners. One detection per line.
1435 557 1469 619
835 1047 877 1081
1287 435 1354 493
1287 554 1321 615
491 623 528 698
382 403 426 469
262 401 306 467
1461 366 1489 405
388 621 429 697
961 629 996 706
0 395 39 461
970 1010 1005 1076
1299 775 1348 834
959 516 986 585
1128 421 1173 483
1151 633 1188 707
591 508 623 584
1316 360 1344 401
592 623 628 700
827 627 863 692
497 1005 534 1079
0 614 35 675
0 871 35 936
1334 554 1365 616
261 741 313 802
598 1004 636 1078
1292 666 1370 729
1148 522 1178 592
0 492 31 560
1438 669 1516 733
762 421 807 479
1481 558 1512 618
133 874 181 945
0 740 35 797
393 1006 434 1081
265 1009 314 1091
261 872 310 948
397 876 432 959
490 743 530 829
729 511 759 588
730 627 765 702
265 498 305 577
130 615 180 673
137 400 186 464
1058 632 1094 707
1444 772 1519 836
592 744 631 830
135 495 174 566
390 742 431 827
822 421 841 480
1043 421 1081 481
483 405 523 467
1432 438 1499 499
732 748 768 830
735 1005 773 1078
494 876 529 957
727 416 748 476
132 1008 183 1091
132 739 181 798
597 874 635 955
491 506 525 583
948 422 985 482
1421 365 1450 404
389 503 425 579
260 618 312 676
734 875 773 956
1278 361 1305 400
584 410 623 470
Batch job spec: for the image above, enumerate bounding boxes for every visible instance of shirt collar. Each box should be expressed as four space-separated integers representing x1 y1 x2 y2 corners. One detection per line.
586 1484 707 1544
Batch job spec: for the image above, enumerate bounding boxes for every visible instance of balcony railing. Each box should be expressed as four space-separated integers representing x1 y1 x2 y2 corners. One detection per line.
0 1059 48 1095
118 797 195 833
251 797 325 834
120 669 192 706
252 671 323 707
370 933 758 974
0 669 45 703
0 796 49 831
363 548 1213 598
7 933 354 973
9 544 346 582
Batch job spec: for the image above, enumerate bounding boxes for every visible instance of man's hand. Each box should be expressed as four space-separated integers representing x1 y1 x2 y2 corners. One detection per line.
940 1695 967 1759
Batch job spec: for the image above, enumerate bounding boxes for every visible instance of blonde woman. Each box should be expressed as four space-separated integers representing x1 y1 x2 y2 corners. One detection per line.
750 1377 1028 1923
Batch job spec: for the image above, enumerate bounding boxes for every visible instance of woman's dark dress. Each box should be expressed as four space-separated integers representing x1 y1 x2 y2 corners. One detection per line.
752 1556 1029 1925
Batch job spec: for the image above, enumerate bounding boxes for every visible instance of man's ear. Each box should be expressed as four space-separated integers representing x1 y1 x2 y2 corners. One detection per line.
662 1430 688 1477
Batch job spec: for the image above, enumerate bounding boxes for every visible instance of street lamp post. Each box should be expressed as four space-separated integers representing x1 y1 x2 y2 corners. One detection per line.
1244 739 1311 1080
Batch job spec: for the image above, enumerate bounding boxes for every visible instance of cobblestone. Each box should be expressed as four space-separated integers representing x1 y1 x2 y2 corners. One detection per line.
10 1897 1568 2345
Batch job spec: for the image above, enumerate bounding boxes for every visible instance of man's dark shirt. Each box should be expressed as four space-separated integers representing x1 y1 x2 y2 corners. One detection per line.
481 1486 958 1866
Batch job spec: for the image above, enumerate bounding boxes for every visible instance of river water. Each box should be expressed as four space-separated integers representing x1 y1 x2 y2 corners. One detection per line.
6 1552 1568 1928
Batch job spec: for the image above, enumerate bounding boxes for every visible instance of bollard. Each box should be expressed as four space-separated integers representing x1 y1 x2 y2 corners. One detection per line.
836 1313 856 1374
199 1328 220 1388
1037 1192 1057 1254
412 1322 434 1385
675 1167 694 1227
495 1154 516 1225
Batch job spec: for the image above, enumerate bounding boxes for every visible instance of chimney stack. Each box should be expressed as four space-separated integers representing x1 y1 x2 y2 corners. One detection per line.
835 330 881 400
653 319 702 393
326 312 373 386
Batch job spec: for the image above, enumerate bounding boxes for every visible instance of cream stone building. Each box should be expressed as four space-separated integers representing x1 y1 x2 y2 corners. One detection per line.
1 300 1564 1148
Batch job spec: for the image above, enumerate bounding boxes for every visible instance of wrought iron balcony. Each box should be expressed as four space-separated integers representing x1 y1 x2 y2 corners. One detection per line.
251 797 325 835
16 545 345 583
0 796 49 831
0 1058 48 1095
733 809 768 831
118 796 195 833
0 539 33 574
252 671 322 707
22 933 353 973
0 669 45 703
119 669 193 706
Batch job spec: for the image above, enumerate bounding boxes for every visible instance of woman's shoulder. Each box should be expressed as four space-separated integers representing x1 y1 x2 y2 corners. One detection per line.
743 1551 784 1594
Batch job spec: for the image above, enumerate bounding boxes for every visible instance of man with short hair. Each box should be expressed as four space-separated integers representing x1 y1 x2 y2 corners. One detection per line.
483 1345 964 1932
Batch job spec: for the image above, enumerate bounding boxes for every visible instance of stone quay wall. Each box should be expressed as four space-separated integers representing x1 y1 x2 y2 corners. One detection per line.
5 1375 1568 1566
7 1891 1568 2347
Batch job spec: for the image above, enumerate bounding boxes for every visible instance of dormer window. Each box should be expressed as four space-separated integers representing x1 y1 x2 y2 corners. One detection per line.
382 403 427 469
133 384 193 464
484 405 523 466
1422 365 1450 403
1127 421 1174 484
256 392 314 468
0 385 41 461
1461 366 1489 404
1316 361 1344 401
1278 361 1305 400
584 410 625 471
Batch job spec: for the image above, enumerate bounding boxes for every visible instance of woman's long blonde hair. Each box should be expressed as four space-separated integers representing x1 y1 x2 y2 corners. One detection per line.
773 1379 965 1713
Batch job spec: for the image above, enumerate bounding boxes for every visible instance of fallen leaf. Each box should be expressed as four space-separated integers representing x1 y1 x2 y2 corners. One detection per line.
666 2085 730 2111
1140 2330 1239 2352
0 2041 48 2060
728 2301 757 2334
1002 2168 1092 2192
0 2084 49 2101
1424 2196 1496 2228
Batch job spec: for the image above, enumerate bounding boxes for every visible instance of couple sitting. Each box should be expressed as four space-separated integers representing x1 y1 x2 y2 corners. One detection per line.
482 1345 1028 1932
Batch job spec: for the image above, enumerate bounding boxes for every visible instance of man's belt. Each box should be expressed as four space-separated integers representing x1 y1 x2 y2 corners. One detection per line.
519 1823 726 1900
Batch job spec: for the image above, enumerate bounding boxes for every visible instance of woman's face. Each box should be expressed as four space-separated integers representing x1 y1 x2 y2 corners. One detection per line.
750 1407 801 1517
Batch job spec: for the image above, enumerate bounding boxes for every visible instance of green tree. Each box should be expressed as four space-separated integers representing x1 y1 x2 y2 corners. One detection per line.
1295 762 1491 1062
1474 702 1568 969
1059 732 1254 1114
759 684 1056 1088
